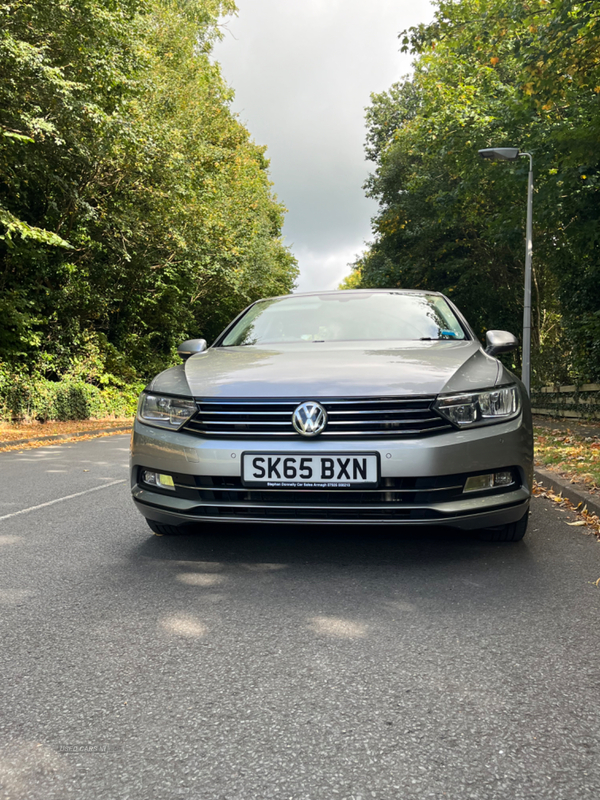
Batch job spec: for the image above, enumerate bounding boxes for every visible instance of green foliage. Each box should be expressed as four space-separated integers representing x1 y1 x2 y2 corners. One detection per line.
0 367 143 421
338 269 363 290
354 0 600 384
0 0 297 386
0 332 144 420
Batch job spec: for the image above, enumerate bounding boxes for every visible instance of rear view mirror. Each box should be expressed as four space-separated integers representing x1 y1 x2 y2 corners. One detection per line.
485 330 518 357
177 339 208 360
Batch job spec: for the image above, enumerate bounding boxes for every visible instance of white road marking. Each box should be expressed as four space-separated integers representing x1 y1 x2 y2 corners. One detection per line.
0 480 126 522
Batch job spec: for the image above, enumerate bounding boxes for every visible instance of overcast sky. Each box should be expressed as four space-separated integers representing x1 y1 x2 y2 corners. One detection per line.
213 0 434 292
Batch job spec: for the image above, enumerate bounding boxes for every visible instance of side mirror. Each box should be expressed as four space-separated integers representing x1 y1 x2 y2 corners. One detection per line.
485 330 518 357
177 339 207 361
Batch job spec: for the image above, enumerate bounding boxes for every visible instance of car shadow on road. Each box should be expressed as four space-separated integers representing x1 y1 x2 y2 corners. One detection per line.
130 521 531 570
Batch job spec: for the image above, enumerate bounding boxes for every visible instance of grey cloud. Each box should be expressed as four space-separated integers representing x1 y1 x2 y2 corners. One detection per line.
213 0 434 291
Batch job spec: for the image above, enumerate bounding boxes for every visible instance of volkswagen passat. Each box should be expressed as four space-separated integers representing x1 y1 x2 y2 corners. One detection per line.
130 290 533 541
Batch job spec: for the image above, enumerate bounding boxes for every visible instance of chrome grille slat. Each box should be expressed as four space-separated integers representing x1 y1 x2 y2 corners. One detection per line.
327 409 431 416
173 484 464 494
321 427 449 435
198 397 434 406
197 408 433 417
182 396 449 439
193 416 439 427
173 500 435 510
199 410 293 416
199 420 296 426
325 417 441 426
185 430 295 437
185 428 452 437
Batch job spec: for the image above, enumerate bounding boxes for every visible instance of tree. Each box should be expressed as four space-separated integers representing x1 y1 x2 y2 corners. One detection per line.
0 0 297 381
353 0 600 382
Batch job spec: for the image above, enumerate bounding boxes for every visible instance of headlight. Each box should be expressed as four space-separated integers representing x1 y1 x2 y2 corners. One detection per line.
434 385 520 427
137 393 196 430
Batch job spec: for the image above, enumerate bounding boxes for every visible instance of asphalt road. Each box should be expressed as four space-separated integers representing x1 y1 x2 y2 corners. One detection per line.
1 435 599 800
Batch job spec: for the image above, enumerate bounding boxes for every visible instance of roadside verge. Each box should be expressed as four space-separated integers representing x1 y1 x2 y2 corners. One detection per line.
0 422 131 451
534 466 600 519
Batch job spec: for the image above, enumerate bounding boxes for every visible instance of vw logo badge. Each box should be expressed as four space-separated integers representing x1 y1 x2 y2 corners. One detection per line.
292 401 327 437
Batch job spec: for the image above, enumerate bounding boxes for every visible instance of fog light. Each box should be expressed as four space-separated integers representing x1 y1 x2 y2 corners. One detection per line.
464 471 514 493
142 470 175 491
464 474 494 492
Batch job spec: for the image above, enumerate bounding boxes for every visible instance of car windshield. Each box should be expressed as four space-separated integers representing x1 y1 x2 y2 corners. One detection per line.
220 292 467 346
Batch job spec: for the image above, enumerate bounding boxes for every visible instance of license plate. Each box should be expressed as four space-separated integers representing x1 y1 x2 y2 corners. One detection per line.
241 452 379 489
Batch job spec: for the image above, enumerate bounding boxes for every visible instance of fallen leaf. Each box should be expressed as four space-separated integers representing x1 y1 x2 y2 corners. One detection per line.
567 521 586 527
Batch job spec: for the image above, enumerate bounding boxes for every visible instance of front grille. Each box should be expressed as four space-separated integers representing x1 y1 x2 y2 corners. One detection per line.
182 396 451 439
137 468 521 522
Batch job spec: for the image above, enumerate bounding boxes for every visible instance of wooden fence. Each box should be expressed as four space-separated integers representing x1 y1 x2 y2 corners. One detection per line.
530 384 600 420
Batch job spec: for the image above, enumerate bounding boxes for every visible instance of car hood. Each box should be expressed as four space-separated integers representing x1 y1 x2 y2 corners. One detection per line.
177 341 501 398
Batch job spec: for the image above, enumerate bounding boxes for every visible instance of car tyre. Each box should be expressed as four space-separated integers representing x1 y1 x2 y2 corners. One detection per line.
146 519 190 536
478 511 529 542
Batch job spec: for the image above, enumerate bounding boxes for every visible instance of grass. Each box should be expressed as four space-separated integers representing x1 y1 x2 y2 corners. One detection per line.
534 426 600 491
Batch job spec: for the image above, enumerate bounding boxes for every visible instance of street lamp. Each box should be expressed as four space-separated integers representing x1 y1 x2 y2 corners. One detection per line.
478 147 533 396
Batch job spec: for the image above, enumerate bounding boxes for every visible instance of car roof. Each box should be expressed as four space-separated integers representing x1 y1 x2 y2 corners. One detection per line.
264 288 444 301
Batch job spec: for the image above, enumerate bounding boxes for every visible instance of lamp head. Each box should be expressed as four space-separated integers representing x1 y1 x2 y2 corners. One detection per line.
478 147 520 161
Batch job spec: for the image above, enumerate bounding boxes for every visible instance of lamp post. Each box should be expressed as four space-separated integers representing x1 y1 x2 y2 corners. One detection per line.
478 147 533 396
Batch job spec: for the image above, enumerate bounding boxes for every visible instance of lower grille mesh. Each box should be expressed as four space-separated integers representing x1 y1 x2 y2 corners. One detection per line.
138 469 521 522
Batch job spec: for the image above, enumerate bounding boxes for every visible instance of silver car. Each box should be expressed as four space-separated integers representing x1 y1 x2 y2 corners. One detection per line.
130 290 533 541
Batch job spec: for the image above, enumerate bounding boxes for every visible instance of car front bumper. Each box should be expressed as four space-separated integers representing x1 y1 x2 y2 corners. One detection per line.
130 412 533 530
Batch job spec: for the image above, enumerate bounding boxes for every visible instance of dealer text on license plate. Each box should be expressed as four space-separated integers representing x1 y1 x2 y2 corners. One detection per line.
241 453 379 489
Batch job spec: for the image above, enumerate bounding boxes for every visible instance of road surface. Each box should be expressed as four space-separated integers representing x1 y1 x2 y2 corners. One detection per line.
1 435 599 799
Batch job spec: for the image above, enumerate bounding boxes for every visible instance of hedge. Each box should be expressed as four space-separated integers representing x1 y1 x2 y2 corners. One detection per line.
0 372 144 422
